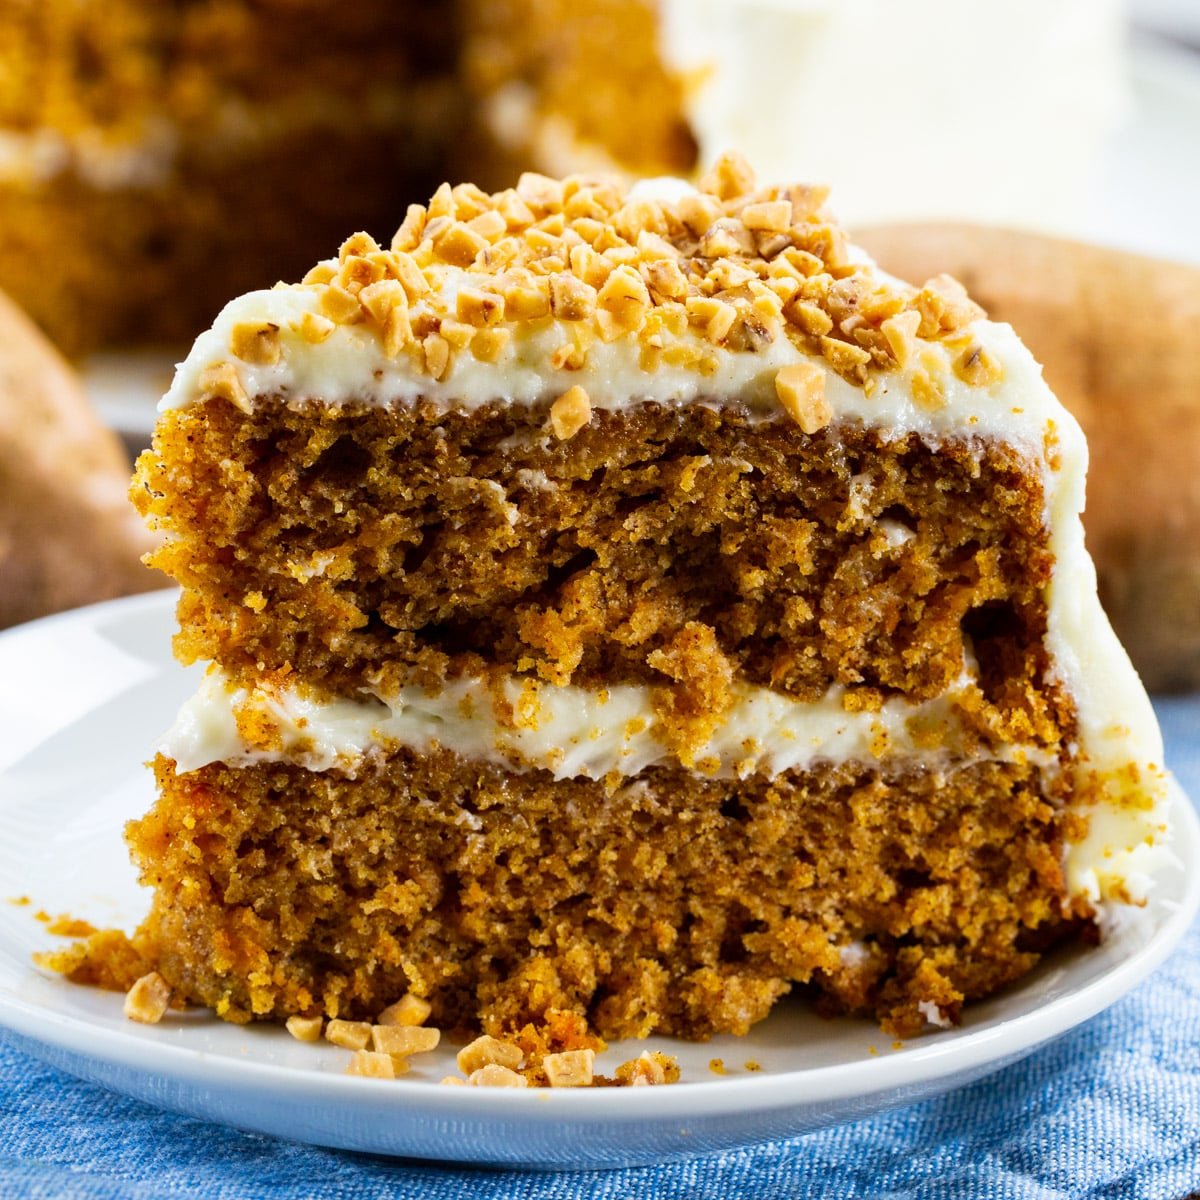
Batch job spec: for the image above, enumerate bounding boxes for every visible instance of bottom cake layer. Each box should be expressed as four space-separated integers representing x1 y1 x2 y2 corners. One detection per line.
127 751 1086 1039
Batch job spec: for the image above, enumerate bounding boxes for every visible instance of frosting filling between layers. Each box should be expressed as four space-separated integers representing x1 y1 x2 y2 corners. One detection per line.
164 666 1058 780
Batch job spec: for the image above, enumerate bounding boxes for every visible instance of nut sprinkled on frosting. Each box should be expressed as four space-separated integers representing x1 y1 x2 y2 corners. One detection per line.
775 362 831 433
550 385 592 439
205 153 997 405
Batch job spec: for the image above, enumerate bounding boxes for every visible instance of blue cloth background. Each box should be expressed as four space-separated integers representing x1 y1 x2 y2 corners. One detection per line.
3 697 1198 1200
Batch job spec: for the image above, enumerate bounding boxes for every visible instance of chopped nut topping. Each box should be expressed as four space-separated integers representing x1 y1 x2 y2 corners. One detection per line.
700 150 757 201
471 327 511 363
740 200 792 233
468 1064 528 1088
596 266 651 339
457 1034 524 1075
456 285 505 327
325 1019 373 1050
550 274 597 322
371 1025 440 1055
775 362 832 433
881 309 922 368
123 971 171 1024
550 385 593 440
422 332 451 381
914 274 985 337
197 362 250 414
285 1014 324 1043
953 342 1004 387
229 321 281 366
294 311 336 345
542 1048 595 1087
235 157 1001 406
318 284 362 325
377 994 432 1027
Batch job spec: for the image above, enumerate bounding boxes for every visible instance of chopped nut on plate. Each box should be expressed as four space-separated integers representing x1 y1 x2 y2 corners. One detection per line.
123 972 172 1024
468 1064 528 1088
371 1025 440 1055
325 1019 372 1051
456 1034 524 1075
376 994 432 1027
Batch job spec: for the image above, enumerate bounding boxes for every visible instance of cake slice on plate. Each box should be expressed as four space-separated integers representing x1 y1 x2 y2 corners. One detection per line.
128 155 1171 1038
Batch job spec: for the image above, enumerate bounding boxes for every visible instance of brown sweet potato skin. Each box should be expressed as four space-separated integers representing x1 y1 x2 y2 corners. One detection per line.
858 223 1200 692
0 288 156 627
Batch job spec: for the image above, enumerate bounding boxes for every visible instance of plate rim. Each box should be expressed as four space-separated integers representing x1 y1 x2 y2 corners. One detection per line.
1 590 1197 1132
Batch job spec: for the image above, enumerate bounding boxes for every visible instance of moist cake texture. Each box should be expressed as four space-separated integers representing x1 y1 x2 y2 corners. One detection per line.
125 155 1172 1039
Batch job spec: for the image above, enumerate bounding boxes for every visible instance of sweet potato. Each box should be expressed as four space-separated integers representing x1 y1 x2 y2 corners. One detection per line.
0 288 155 627
859 223 1200 692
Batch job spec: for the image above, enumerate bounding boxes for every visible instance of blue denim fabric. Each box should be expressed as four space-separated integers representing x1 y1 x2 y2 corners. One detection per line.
3 697 1198 1200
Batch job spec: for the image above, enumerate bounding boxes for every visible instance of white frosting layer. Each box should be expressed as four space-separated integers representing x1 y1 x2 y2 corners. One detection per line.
164 668 1055 781
165 281 1059 453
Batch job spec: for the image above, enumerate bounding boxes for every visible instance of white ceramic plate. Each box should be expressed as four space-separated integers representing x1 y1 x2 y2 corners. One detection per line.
1 591 1197 1170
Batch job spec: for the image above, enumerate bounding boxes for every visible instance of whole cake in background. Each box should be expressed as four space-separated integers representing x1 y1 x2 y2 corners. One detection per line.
104 156 1172 1040
0 0 1122 355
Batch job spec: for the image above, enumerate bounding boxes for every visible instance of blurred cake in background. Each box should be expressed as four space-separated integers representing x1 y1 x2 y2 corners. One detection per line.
0 1 461 355
0 0 1125 356
468 0 1125 230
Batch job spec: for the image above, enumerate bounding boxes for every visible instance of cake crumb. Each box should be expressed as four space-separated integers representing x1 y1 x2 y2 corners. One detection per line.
614 1051 679 1087
123 972 171 1024
45 914 98 938
708 1057 727 1075
8 896 30 906
744 1060 762 1072
285 1014 324 1043
457 1034 524 1075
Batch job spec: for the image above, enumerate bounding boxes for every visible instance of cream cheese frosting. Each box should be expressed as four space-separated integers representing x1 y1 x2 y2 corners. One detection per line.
163 667 1057 781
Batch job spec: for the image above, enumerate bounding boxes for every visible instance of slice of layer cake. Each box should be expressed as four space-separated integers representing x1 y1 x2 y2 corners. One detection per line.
130 156 1171 1038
